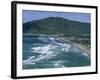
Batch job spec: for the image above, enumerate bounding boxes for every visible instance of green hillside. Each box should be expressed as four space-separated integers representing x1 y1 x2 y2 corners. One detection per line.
23 17 90 35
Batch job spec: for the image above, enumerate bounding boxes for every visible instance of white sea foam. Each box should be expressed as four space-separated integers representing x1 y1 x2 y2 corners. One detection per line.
64 44 71 52
23 56 36 65
28 56 35 59
54 61 65 68
32 44 51 53
38 36 49 42
56 42 64 46
49 37 55 41
59 44 71 52
32 47 41 52
32 43 58 53
31 52 56 62
30 44 58 63
82 52 88 57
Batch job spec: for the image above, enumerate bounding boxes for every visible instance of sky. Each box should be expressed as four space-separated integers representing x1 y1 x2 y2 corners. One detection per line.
22 10 91 23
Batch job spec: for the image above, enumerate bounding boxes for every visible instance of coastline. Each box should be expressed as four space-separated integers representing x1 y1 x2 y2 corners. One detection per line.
23 34 91 57
58 37 90 57
73 43 90 57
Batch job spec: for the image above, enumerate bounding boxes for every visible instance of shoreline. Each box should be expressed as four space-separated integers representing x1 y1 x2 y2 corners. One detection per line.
58 37 90 57
73 43 90 57
24 34 90 57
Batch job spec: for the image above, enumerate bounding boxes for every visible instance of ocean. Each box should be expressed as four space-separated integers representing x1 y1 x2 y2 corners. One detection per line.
23 34 90 69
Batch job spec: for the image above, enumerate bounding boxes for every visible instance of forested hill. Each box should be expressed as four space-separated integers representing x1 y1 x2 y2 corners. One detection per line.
23 17 90 35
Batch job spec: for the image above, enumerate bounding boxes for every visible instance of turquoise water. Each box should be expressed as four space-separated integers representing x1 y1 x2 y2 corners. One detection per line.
23 35 90 69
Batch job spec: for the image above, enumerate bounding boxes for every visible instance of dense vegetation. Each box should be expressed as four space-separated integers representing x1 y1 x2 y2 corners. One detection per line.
23 17 90 35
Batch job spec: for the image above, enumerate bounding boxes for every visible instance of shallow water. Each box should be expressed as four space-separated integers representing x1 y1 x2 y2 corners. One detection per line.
23 34 90 69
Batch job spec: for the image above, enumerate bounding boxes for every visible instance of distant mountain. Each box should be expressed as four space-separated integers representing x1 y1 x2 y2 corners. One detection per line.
23 17 90 35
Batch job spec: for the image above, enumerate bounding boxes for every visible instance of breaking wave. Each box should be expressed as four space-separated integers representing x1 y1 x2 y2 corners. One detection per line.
23 35 90 69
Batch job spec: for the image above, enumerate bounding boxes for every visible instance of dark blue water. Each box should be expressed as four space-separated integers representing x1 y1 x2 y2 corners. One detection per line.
23 34 90 69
